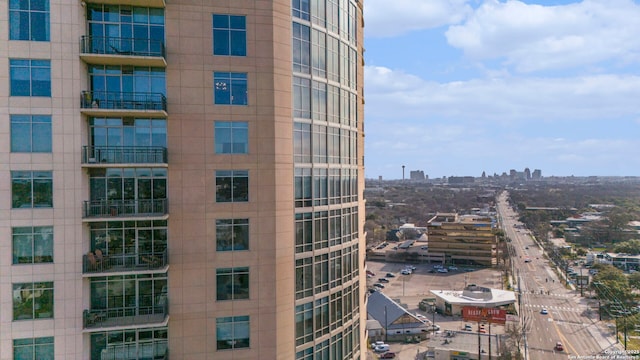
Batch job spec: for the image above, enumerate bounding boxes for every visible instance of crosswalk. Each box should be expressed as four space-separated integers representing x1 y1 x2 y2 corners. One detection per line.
524 303 583 313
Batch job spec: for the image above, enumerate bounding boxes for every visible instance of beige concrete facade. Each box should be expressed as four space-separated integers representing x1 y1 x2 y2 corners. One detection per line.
1 0 365 359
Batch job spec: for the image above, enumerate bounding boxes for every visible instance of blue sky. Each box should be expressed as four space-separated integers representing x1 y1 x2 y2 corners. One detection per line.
363 0 640 179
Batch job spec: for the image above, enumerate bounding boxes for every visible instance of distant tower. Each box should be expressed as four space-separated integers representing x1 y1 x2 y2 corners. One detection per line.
402 165 405 180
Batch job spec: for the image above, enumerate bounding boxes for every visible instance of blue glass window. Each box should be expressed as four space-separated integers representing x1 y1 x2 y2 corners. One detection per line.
10 59 51 97
215 170 248 202
12 171 53 209
87 4 165 56
14 337 54 360
9 0 50 41
215 121 248 154
11 115 52 153
214 72 248 105
216 316 250 350
213 14 246 56
292 0 310 21
13 226 53 264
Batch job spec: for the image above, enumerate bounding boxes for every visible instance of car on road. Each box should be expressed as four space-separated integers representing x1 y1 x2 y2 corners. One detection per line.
373 283 385 289
437 268 448 273
555 341 564 351
525 246 529 249
373 344 390 353
385 272 396 278
378 278 390 283
540 308 548 315
379 352 396 359
406 265 417 270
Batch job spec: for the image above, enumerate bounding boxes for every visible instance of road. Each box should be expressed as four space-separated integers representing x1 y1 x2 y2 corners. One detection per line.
496 191 622 359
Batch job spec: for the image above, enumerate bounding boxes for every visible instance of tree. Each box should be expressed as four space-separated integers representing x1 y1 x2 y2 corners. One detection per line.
591 265 632 305
628 272 640 290
613 239 640 255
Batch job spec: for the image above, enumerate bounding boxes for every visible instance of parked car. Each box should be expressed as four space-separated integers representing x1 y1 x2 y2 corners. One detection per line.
400 269 412 275
437 268 448 273
448 266 458 271
406 265 416 270
378 278 390 283
463 324 473 331
540 308 548 315
380 352 396 359
385 272 396 278
373 283 385 289
373 344 390 353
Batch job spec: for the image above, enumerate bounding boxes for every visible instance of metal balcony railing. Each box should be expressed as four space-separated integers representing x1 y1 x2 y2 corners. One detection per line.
98 341 168 360
82 146 168 165
81 91 167 112
83 199 168 218
83 300 168 329
80 35 166 58
83 248 168 274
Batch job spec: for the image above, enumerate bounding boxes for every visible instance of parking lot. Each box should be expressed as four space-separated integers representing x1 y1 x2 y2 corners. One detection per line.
365 260 506 360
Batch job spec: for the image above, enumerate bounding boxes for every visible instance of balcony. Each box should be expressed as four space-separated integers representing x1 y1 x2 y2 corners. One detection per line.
83 199 168 220
80 91 167 118
83 301 168 330
98 342 168 360
83 0 165 9
83 249 168 275
80 36 166 67
82 146 168 167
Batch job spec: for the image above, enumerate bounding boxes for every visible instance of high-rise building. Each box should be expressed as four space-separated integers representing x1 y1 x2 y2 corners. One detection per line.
0 0 366 359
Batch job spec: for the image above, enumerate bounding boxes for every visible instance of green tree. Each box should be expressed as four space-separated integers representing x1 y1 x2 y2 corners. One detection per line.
613 239 640 255
591 265 632 304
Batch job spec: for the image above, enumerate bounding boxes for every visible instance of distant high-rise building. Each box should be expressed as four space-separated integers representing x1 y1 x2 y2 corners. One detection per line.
532 169 542 179
524 168 531 180
0 1 366 359
410 170 426 181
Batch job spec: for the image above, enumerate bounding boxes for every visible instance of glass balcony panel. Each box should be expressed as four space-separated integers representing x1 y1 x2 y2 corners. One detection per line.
81 91 166 112
82 146 167 165
83 248 168 274
83 301 168 330
83 199 167 218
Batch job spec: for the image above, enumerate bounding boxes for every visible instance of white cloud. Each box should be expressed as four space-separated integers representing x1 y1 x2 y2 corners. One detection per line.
364 65 640 122
445 0 640 72
364 0 473 37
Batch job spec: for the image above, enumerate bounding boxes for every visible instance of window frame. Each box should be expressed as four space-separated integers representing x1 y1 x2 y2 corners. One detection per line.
13 336 54 360
216 315 250 350
9 0 50 42
10 115 52 153
12 282 54 321
215 170 249 203
12 226 54 264
216 267 250 301
214 121 248 154
213 72 248 105
212 14 247 56
11 171 53 209
216 218 249 251
10 59 51 97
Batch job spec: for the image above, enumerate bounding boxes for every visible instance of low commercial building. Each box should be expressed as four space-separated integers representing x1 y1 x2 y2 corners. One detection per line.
430 285 516 316
427 213 499 267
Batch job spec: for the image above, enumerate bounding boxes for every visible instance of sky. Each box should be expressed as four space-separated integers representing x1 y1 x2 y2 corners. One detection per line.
363 0 640 179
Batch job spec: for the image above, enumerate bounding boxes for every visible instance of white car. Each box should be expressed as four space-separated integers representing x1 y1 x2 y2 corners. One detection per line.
448 266 458 271
400 269 412 275
437 268 448 273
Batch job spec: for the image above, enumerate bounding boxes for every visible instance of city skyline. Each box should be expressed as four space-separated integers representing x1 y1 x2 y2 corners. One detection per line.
363 0 640 180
